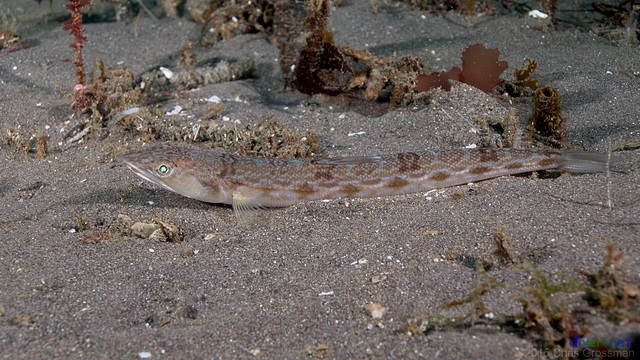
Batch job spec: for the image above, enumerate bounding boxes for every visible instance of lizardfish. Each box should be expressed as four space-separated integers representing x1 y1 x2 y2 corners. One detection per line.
122 144 609 218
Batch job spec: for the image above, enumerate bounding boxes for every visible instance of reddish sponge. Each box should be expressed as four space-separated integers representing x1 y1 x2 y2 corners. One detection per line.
415 66 462 92
416 43 508 93
460 44 508 93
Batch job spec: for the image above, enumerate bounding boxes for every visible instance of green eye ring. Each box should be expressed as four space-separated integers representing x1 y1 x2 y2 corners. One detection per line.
155 161 173 177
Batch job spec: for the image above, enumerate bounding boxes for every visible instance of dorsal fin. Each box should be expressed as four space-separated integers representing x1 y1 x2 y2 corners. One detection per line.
313 156 383 166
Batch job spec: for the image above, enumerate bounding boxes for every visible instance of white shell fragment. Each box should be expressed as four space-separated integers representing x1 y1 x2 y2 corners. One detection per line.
159 66 174 79
205 95 222 103
528 10 549 19
121 107 140 116
165 106 183 116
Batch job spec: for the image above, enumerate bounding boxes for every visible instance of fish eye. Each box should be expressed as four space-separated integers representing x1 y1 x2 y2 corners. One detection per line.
155 161 173 177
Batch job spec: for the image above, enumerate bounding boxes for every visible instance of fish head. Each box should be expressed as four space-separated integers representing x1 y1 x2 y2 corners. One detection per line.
122 144 227 203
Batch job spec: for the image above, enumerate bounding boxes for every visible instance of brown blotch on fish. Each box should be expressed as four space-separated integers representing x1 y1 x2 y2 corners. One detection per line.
217 165 229 178
339 184 363 197
314 170 334 181
538 158 556 167
228 180 245 188
296 183 318 196
407 171 426 179
468 166 492 175
200 181 221 194
353 165 377 177
218 160 237 177
450 166 468 173
227 165 237 177
503 162 523 170
397 153 422 172
429 171 452 182
478 150 499 163
385 177 410 189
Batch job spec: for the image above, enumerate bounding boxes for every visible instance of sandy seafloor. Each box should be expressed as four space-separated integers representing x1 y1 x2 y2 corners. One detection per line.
1 0 639 359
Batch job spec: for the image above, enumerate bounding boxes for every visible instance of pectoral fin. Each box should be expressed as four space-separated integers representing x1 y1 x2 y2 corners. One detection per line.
232 193 265 224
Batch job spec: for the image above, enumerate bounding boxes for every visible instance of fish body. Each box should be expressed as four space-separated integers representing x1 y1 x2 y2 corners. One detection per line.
122 144 607 216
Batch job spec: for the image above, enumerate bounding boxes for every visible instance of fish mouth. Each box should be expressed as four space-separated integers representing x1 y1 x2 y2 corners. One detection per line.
121 155 174 192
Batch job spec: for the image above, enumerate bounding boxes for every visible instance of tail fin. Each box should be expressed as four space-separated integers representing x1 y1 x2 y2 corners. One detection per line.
558 152 613 173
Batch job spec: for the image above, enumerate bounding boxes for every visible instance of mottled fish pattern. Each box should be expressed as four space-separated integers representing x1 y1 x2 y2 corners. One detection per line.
122 144 607 217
